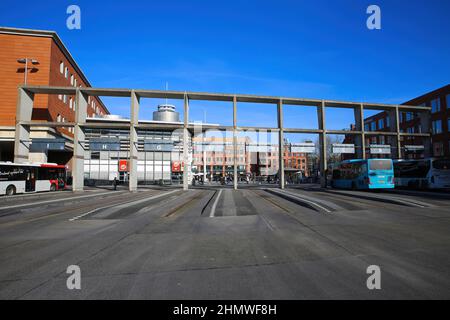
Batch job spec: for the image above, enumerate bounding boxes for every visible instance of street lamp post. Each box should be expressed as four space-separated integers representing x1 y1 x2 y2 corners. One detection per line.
17 58 39 84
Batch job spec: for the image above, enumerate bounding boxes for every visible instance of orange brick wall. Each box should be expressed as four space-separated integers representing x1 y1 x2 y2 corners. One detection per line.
0 32 108 136
48 40 107 137
0 33 51 126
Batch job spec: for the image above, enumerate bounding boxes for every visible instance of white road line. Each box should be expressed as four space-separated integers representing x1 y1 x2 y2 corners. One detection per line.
260 215 275 231
209 189 223 218
384 197 427 208
0 191 125 211
69 189 179 221
271 189 332 213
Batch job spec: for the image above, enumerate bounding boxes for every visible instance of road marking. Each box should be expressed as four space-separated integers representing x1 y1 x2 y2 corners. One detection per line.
269 189 332 213
260 214 275 231
326 189 431 208
383 196 427 208
0 191 126 211
209 189 223 217
69 190 179 221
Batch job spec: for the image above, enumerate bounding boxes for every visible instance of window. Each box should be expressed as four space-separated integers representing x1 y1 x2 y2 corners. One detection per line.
406 112 413 121
59 61 64 74
379 118 384 129
445 94 450 109
69 98 73 109
58 94 62 100
432 120 442 134
431 98 441 113
417 124 422 133
433 142 444 157
448 118 450 132
64 67 68 78
70 74 74 85
371 122 376 131
369 160 392 171
364 123 369 131
56 114 61 122
399 112 404 123
385 117 390 128
74 78 77 87
63 95 67 103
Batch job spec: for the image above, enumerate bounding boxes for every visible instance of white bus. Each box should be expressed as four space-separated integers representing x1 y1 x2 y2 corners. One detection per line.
393 158 450 190
0 162 67 196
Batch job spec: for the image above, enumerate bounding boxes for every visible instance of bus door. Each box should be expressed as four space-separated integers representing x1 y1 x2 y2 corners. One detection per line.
25 168 36 192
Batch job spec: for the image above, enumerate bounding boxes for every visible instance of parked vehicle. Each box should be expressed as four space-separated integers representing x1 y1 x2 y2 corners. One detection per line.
0 162 66 196
394 158 450 189
331 158 394 190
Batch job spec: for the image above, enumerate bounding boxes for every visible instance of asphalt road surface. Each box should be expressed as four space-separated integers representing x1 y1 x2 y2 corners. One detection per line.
1 185 450 299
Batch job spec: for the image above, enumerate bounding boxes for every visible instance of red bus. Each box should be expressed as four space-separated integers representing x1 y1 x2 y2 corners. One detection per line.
0 162 67 196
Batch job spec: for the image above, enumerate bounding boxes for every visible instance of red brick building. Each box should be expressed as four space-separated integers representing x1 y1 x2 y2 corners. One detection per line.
344 84 449 159
0 27 109 162
191 136 308 182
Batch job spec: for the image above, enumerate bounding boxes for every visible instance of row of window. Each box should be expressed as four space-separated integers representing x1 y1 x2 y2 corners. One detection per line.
194 157 247 163
59 61 104 118
429 95 450 113
56 95 104 118
431 119 450 134
364 117 390 131
59 61 81 87
55 114 75 134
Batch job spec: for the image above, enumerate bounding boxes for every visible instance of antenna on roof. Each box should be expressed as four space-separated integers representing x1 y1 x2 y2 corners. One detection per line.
165 81 168 106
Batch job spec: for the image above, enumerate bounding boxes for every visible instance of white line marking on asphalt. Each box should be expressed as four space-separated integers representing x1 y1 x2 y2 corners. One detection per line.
69 190 179 221
260 215 275 231
209 189 223 218
271 189 332 213
0 191 125 211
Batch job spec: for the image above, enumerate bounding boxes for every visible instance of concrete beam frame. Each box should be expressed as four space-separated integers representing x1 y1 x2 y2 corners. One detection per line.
129 90 140 192
277 99 285 189
72 89 87 191
13 85 432 192
317 101 327 187
14 88 34 163
183 93 189 191
233 95 238 190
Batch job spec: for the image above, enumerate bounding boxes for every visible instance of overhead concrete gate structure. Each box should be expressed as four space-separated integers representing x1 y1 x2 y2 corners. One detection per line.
14 85 432 191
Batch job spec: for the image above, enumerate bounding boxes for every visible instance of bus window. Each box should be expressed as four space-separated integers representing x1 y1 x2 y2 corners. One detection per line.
369 160 392 171
433 159 450 170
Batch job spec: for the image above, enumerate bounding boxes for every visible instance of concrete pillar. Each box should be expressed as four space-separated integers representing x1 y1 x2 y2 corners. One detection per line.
395 106 402 159
14 88 34 163
233 95 238 190
29 152 48 163
203 131 207 183
129 90 140 192
277 99 285 189
354 104 365 159
183 93 189 191
72 89 87 192
317 101 327 187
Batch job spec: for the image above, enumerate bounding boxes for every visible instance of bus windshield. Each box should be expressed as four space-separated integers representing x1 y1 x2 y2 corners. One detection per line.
432 159 450 170
369 159 392 171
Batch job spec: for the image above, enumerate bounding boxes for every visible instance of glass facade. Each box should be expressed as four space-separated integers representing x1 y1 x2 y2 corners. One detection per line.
83 128 188 185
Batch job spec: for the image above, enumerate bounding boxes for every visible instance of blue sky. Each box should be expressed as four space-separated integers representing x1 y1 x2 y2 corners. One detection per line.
1 0 449 140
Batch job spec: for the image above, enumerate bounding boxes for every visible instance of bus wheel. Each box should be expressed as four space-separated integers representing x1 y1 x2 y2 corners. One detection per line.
6 185 16 196
50 184 57 192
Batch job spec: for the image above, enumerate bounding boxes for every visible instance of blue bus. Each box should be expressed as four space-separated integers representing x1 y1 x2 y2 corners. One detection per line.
330 159 394 190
